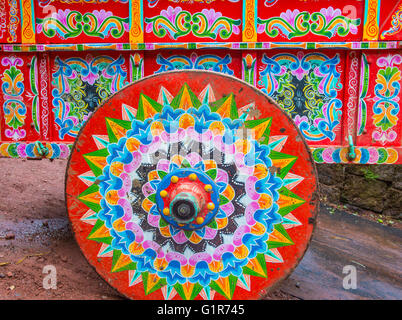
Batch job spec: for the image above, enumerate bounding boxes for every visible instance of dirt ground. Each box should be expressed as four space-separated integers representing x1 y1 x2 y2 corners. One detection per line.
0 159 119 299
1 158 401 300
0 158 298 300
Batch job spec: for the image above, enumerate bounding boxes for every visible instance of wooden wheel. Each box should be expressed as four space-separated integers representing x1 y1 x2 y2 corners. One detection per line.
66 71 319 300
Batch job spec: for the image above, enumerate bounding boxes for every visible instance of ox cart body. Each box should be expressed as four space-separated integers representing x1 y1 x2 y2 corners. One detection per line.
0 0 400 300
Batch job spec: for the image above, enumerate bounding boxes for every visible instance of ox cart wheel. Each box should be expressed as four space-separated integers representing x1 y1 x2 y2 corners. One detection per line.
65 71 319 300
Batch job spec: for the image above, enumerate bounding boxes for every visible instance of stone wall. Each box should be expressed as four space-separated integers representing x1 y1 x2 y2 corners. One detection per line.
316 164 402 220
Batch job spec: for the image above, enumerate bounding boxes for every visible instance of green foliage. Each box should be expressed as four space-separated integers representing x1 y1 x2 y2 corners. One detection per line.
361 168 379 181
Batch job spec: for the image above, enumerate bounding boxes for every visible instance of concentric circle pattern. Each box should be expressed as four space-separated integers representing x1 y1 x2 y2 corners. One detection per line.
66 71 318 300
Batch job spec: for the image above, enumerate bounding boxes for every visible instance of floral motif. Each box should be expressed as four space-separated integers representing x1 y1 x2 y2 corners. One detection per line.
1 56 26 141
38 0 128 6
257 6 360 39
154 53 234 75
145 6 241 40
372 55 402 144
258 52 343 142
381 4 402 40
0 1 7 40
7 0 19 43
52 55 129 139
36 9 129 40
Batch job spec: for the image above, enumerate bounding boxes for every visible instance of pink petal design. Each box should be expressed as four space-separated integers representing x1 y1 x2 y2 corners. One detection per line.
118 198 133 222
161 128 186 143
166 251 187 265
220 202 234 217
118 173 132 196
189 252 213 266
186 152 203 167
126 222 144 242
124 151 141 173
187 127 213 143
157 158 170 172
172 230 188 244
245 175 259 200
213 244 234 260
142 181 156 198
204 227 218 240
216 168 229 184
245 202 260 225
147 213 160 228
233 225 250 246
143 240 164 258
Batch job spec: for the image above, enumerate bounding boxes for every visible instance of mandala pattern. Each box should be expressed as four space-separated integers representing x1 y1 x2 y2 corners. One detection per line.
76 82 307 300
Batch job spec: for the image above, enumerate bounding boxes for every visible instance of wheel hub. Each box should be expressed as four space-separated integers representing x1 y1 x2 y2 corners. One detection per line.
156 169 219 230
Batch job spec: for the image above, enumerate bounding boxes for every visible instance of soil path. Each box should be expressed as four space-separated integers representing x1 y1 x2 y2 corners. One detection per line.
0 159 401 300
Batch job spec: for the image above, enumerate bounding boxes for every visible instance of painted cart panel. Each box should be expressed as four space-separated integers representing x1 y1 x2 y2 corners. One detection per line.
355 51 402 163
0 0 22 44
143 0 243 43
255 50 347 146
49 52 131 141
0 0 401 164
34 1 130 44
379 0 402 41
256 0 364 42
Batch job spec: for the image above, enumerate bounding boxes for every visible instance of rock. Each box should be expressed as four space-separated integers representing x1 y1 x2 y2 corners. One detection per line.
345 165 400 183
393 180 402 191
0 273 5 279
7 271 13 278
345 165 366 177
383 188 402 219
5 232 15 240
369 166 401 182
319 184 340 204
341 174 387 213
317 164 344 186
61 256 68 263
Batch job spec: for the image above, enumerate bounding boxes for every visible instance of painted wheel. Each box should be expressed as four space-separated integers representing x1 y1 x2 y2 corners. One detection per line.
66 71 319 300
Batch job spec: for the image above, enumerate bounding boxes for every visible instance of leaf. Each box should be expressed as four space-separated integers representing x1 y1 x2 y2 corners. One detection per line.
206 169 217 180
